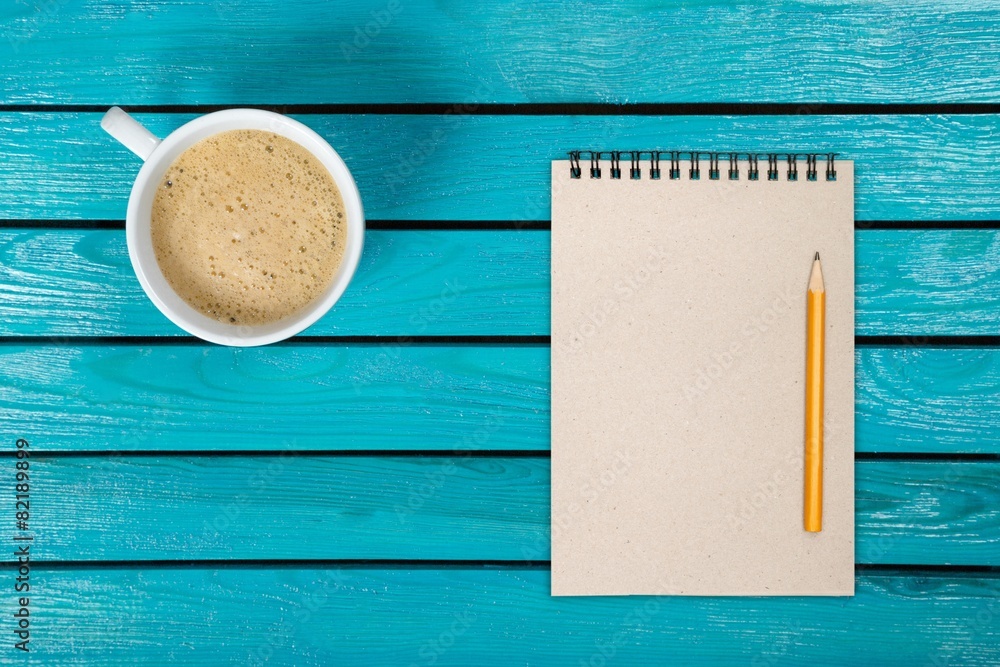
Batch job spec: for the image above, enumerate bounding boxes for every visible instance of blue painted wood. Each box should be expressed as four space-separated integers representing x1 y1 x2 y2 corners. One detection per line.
1 1 998 104
20 568 1000 665
6 457 996 566
857 230 1000 335
857 347 1000 454
2 229 999 337
2 113 999 220
0 229 549 336
1 344 544 452
0 0 997 658
3 345 1000 454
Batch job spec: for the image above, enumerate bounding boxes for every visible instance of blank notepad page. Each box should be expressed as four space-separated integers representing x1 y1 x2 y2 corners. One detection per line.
550 155 855 596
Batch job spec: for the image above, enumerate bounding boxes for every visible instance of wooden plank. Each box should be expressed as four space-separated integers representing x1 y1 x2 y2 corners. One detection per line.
2 344 544 452
3 113 999 221
0 229 549 337
856 462 1000 567
857 230 1000 335
4 345 1000 453
2 228 999 338
19 568 1000 665
1 2 998 104
5 457 997 566
857 347 1000 453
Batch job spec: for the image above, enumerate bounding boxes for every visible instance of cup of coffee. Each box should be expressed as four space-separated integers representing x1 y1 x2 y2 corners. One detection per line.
101 107 364 346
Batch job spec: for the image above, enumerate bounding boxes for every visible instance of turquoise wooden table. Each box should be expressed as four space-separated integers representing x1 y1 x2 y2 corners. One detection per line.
2 1 999 664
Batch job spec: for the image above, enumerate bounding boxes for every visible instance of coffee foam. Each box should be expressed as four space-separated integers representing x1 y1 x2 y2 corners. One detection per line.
151 129 347 327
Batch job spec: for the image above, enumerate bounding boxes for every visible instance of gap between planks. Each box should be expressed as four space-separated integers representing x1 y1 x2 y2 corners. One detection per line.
1 102 1000 115
2 219 1000 230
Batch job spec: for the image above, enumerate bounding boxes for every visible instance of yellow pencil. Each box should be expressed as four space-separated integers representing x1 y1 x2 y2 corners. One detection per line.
805 252 825 532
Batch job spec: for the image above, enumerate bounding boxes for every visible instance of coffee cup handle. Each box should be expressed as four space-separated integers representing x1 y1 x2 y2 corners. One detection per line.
101 106 161 161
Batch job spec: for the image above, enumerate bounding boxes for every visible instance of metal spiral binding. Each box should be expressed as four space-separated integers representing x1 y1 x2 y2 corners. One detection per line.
629 152 642 179
609 151 622 179
569 151 582 179
767 154 779 181
568 151 838 182
589 152 601 179
825 153 837 181
649 151 661 179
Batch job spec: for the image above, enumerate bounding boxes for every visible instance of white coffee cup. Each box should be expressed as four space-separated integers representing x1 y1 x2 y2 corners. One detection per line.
101 107 365 346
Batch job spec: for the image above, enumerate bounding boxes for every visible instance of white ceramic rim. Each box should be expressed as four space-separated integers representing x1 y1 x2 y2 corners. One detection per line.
124 109 364 346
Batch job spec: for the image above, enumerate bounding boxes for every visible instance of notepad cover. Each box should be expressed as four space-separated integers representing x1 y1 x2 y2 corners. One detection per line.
551 160 854 596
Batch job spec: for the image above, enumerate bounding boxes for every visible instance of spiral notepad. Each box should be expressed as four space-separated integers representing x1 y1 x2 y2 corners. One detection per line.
551 152 855 596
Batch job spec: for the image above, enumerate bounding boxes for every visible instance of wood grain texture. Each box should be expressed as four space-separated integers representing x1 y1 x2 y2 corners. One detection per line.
857 347 1000 453
3 113 999 220
0 0 996 657
15 568 1000 665
857 230 1000 335
4 457 996 566
855 462 1000 567
1 344 544 451
2 229 999 337
4 345 1000 453
1 1 998 104
0 229 549 336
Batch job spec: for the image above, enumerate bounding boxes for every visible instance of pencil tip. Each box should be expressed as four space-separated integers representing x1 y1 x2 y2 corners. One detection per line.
814 251 820 261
